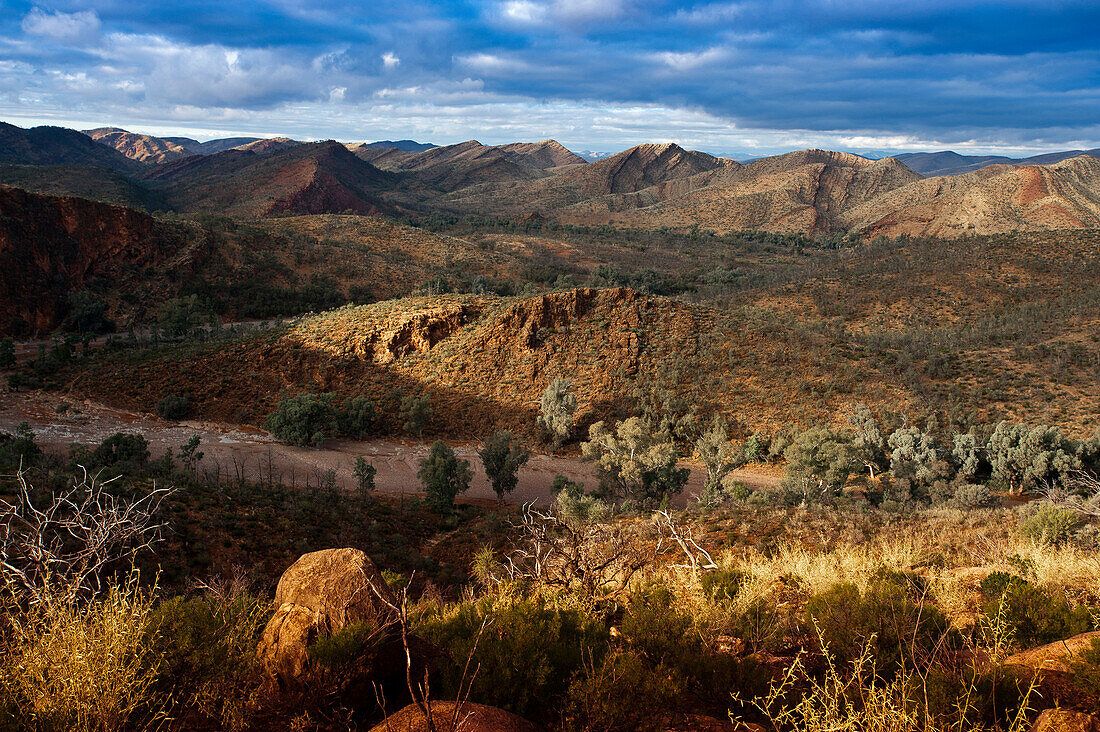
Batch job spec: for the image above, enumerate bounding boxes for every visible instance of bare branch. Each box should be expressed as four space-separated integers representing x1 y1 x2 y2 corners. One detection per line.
0 462 173 603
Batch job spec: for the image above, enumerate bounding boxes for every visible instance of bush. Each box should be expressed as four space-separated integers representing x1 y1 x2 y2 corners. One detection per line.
92 432 150 469
1018 503 1083 545
1070 637 1100 698
804 577 951 677
336 396 376 439
418 440 472 513
417 595 607 716
478 431 530 502
264 392 335 447
564 649 678 732
148 591 269 728
156 394 191 420
984 581 1093 648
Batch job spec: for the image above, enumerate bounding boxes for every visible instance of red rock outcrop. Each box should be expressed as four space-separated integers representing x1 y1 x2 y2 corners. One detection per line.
0 186 197 336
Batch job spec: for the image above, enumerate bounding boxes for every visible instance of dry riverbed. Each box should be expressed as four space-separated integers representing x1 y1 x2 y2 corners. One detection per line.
0 387 781 505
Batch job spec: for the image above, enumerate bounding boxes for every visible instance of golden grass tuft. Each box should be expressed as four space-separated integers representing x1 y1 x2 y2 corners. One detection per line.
0 573 162 732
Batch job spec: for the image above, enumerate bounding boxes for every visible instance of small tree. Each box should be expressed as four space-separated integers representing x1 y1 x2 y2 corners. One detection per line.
478 431 531 502
581 417 688 508
63 290 113 335
783 427 857 499
418 441 472 513
538 378 576 448
987 421 1081 492
0 338 15 368
887 427 954 487
178 435 204 472
156 295 218 340
92 433 150 469
694 417 746 496
264 392 336 447
156 394 190 420
848 403 889 480
400 395 432 439
353 456 376 495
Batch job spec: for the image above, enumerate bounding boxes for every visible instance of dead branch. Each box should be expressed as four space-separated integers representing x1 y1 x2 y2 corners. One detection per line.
0 462 173 603
654 509 718 572
499 503 655 603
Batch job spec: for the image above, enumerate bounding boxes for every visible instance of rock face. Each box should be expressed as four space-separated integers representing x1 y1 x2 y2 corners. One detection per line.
0 185 197 336
1005 631 1100 675
367 702 542 732
1030 709 1100 732
1005 631 1100 708
257 548 399 688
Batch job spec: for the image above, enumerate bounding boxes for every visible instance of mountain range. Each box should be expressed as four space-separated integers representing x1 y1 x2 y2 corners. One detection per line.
1 122 1099 238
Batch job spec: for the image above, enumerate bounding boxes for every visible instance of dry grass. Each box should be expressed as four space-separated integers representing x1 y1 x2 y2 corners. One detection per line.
0 572 162 732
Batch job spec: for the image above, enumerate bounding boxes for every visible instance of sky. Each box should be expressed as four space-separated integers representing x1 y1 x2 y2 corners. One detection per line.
1 0 1098 157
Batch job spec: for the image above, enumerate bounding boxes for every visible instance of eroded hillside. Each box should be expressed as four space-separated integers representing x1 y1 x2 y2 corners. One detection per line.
62 227 1100 439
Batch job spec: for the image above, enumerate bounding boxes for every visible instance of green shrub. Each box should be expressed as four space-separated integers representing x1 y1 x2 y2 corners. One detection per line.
984 582 1092 648
147 592 269 728
0 338 14 368
0 422 41 467
336 396 376 439
92 433 150 468
307 620 386 673
418 440 471 513
1070 637 1100 698
264 392 335 447
804 578 951 677
156 394 191 420
699 568 746 603
417 596 607 716
1018 503 1083 546
979 572 1027 601
353 457 376 494
564 649 678 732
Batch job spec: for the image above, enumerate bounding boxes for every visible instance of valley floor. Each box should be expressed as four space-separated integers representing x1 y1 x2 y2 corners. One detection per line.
0 387 780 505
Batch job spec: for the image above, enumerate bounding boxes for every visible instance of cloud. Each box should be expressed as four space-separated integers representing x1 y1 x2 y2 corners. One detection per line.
21 8 102 44
495 0 630 28
648 47 729 73
0 0 1097 155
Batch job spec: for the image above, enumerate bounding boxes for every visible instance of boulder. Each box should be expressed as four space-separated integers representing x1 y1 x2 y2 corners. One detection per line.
1005 632 1100 675
1030 709 1100 732
368 702 541 732
1004 631 1100 708
257 547 399 687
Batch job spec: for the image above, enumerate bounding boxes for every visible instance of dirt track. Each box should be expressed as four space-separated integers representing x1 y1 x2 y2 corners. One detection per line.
0 388 781 506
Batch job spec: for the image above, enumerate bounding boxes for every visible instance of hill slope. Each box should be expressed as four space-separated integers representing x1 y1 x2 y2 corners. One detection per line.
897 149 1100 177
142 141 400 217
0 122 143 173
0 186 202 335
841 155 1100 237
84 127 192 164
